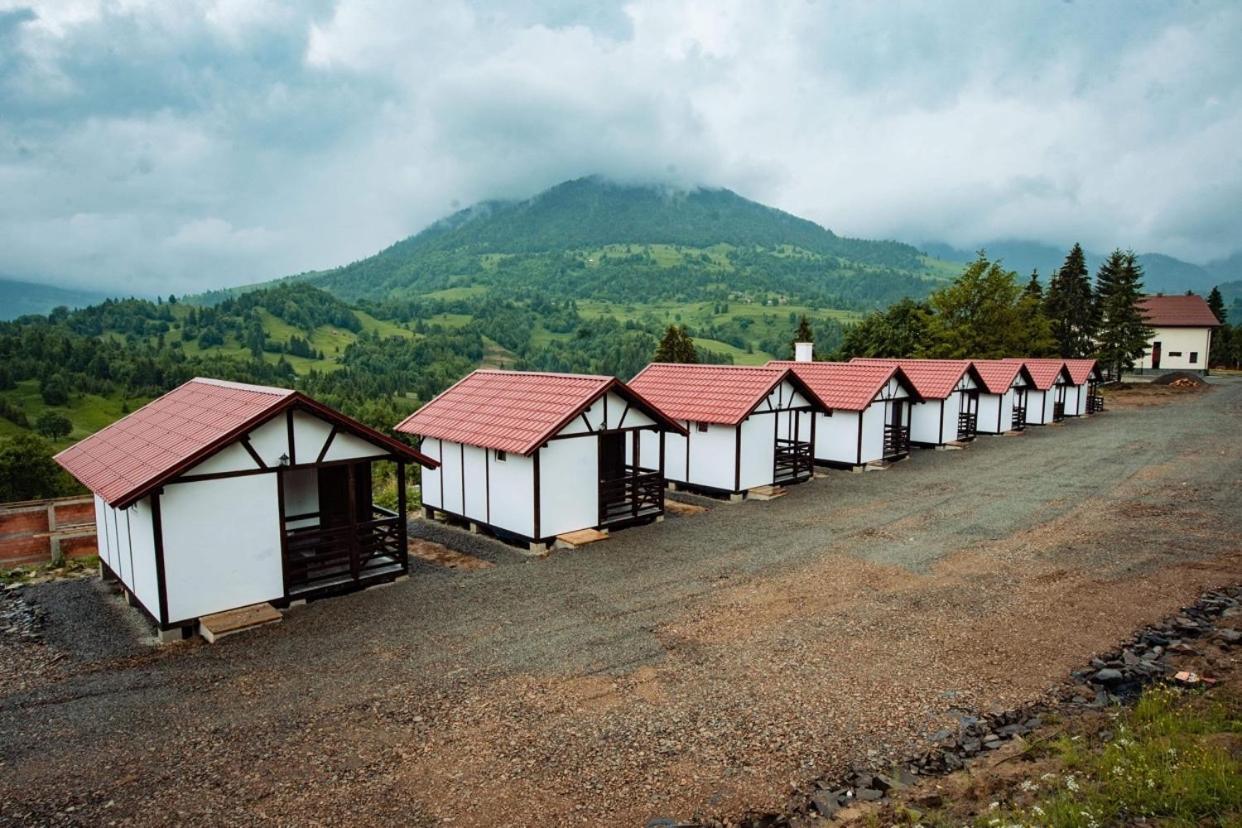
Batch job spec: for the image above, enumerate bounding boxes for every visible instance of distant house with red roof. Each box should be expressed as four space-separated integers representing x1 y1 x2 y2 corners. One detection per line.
1003 358 1073 425
1135 294 1222 374
849 358 984 447
628 363 828 497
971 360 1035 434
395 370 684 549
768 359 920 468
54 378 436 640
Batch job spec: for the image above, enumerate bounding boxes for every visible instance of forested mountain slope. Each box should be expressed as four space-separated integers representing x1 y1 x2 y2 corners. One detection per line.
308 176 943 310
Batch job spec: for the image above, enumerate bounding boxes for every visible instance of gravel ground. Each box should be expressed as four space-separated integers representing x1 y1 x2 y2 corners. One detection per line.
1 379 1240 827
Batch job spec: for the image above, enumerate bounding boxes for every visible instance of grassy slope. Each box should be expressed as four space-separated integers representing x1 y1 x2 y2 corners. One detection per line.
0 380 148 450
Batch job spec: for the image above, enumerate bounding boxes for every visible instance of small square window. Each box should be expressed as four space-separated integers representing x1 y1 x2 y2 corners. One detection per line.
1189 352 1198 364
495 450 507 462
696 421 709 432
1168 351 1183 357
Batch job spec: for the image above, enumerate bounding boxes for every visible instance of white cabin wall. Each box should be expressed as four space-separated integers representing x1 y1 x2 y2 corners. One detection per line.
421 438 443 509
537 436 598 538
941 392 963 444
94 494 111 571
291 410 333 461
859 402 886 463
247 416 290 466
646 427 688 484
439 440 465 515
811 410 859 464
322 431 382 462
1067 384 1088 415
687 424 738 491
488 449 534 537
160 474 283 623
94 496 159 620
977 394 1002 434
461 444 489 522
738 417 775 490
909 400 945 445
1023 389 1043 424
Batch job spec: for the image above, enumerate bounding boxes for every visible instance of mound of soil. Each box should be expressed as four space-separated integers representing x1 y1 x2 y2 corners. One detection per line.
1151 370 1207 387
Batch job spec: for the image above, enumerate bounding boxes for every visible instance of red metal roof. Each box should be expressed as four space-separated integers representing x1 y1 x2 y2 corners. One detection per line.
394 370 685 455
767 361 920 411
1137 295 1222 328
971 359 1034 395
1003 358 1070 391
1061 358 1101 385
628 364 827 425
848 358 980 400
56 377 434 508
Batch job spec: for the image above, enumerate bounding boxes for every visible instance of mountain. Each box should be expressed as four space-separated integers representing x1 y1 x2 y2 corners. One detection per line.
308 176 942 311
920 241 1226 297
0 278 115 320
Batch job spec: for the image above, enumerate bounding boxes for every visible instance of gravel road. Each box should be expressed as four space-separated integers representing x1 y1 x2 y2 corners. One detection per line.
2 379 1240 827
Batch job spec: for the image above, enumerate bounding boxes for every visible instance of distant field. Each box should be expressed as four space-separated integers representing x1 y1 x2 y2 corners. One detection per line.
0 380 148 449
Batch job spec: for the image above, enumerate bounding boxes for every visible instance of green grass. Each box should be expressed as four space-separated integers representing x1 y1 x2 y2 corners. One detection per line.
970 686 1242 827
0 380 149 449
421 285 488 300
691 337 771 365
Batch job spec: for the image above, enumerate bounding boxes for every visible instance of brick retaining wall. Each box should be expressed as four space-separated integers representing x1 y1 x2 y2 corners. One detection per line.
0 496 97 567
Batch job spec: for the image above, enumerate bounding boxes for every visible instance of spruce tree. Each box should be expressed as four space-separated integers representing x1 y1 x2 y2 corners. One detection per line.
1207 286 1227 323
1094 250 1154 379
1045 243 1095 358
653 325 698 363
1023 270 1043 302
789 315 814 357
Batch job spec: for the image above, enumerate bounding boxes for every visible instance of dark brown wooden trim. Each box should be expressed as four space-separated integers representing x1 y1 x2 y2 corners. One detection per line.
733 424 742 492
856 411 864 466
938 399 946 444
396 461 408 574
685 420 691 482
532 449 541 540
316 424 339 463
545 424 656 441
579 412 595 433
151 491 169 627
617 401 631 429
276 468 290 598
603 393 609 430
286 410 297 465
240 436 267 469
168 454 400 486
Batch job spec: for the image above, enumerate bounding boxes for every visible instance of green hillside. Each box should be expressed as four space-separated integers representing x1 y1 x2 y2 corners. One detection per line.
310 176 944 309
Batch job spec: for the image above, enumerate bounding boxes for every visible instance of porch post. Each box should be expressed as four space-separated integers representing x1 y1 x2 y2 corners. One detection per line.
631 431 640 519
347 463 360 582
396 460 408 572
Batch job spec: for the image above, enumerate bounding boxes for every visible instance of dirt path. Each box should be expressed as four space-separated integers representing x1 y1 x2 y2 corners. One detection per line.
2 380 1240 827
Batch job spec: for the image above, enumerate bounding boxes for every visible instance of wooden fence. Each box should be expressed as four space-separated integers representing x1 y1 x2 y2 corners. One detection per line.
0 495 97 567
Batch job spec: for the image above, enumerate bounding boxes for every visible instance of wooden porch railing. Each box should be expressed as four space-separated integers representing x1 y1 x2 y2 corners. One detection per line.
1053 400 1066 422
956 410 977 441
1011 405 1027 430
283 506 404 595
598 468 664 525
773 439 813 483
883 424 910 459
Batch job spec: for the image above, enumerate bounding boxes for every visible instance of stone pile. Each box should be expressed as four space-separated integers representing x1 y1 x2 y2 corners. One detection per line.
650 585 1240 828
1 586 46 643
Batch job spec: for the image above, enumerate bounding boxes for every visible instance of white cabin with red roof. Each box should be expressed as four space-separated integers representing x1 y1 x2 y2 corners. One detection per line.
1005 359 1072 425
1135 295 1222 374
54 378 437 641
1061 358 1104 416
628 364 828 497
850 359 983 447
769 359 919 469
971 360 1034 434
395 370 685 548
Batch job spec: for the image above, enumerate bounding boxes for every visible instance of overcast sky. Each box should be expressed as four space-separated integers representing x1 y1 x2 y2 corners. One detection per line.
2 0 1240 295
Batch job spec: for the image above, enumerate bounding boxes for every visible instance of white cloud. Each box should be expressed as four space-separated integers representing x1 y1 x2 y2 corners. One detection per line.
1 0 1240 295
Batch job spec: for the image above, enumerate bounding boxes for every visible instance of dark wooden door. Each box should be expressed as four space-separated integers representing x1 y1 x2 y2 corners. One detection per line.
1152 341 1162 369
599 432 626 481
889 399 904 428
318 465 351 528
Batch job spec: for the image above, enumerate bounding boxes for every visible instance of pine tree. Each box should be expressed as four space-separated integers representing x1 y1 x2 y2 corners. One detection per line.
1045 243 1095 358
1207 286 1227 324
1094 250 1154 379
789 315 814 357
653 325 698 363
1024 270 1043 302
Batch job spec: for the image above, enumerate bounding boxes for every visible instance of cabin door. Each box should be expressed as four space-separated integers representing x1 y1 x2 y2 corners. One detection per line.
1151 341 1162 369
599 432 627 482
884 400 909 458
318 465 353 528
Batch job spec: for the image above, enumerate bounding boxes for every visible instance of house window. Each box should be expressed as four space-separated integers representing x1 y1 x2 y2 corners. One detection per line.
495 450 507 462
696 421 709 433
1190 352 1198 364
1168 351 1183 357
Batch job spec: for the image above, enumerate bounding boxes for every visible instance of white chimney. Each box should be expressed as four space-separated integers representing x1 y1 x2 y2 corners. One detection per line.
794 341 813 362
